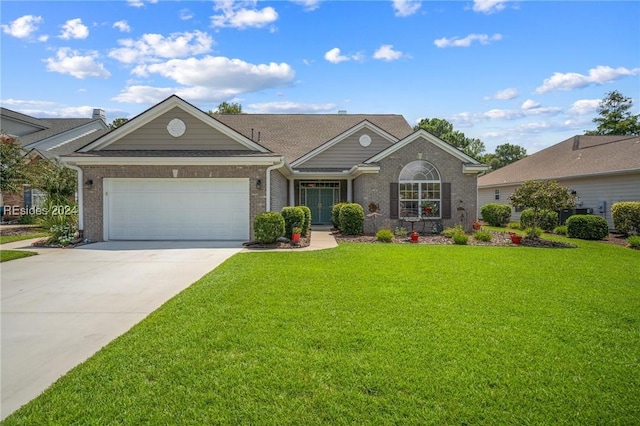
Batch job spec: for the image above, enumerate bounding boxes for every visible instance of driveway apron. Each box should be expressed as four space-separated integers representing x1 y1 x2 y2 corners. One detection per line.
1 241 242 420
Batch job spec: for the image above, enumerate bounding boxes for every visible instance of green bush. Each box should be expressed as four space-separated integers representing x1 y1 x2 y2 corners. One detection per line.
566 215 609 240
442 225 464 238
611 201 640 235
474 230 492 242
37 198 78 245
520 208 559 231
453 231 468 245
339 203 365 235
554 225 568 236
298 205 312 236
394 227 408 238
627 235 640 249
508 222 521 230
253 212 285 243
19 214 37 224
281 206 305 238
376 228 394 243
331 203 347 229
480 203 512 227
524 227 543 238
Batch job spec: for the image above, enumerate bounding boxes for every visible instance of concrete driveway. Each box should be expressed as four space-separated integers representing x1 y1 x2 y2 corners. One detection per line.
1 240 243 420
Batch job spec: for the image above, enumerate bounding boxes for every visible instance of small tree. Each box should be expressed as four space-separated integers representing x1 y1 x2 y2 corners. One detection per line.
29 159 77 203
1 134 29 193
509 180 576 238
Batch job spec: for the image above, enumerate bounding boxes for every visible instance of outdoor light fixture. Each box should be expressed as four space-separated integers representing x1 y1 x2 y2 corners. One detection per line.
85 179 93 187
256 179 262 190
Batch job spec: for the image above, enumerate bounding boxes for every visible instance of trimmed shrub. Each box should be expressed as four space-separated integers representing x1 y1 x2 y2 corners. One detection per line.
253 212 285 243
442 225 464 238
474 230 492 242
566 214 609 240
281 206 305 238
611 201 640 235
628 235 640 249
298 205 312 236
520 208 559 231
376 228 394 243
480 203 512 227
339 203 365 235
453 231 468 245
554 225 568 236
331 203 347 229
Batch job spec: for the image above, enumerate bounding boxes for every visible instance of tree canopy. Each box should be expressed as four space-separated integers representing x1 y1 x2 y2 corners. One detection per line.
209 101 243 115
1 134 30 193
109 118 129 130
585 90 640 136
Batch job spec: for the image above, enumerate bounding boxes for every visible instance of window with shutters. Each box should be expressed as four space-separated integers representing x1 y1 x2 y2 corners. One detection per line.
398 161 441 219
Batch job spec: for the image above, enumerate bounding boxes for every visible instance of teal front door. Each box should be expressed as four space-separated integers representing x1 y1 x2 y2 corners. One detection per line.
305 188 335 224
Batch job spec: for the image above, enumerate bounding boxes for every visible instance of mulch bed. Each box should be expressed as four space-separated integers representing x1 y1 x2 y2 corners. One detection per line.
243 234 311 250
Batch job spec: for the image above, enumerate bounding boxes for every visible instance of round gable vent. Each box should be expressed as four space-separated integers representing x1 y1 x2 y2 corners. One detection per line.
359 134 372 147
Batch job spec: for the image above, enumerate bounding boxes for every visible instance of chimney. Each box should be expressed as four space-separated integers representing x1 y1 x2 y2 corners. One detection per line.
572 135 580 151
92 108 106 123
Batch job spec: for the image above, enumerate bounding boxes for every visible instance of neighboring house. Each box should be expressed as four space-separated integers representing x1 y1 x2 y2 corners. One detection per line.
478 135 640 230
0 107 109 218
61 95 488 241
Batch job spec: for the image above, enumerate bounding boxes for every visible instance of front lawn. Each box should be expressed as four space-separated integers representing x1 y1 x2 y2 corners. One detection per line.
0 230 47 245
4 241 639 424
0 250 37 262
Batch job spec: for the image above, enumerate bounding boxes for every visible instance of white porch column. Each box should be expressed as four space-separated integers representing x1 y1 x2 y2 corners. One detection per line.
347 178 353 202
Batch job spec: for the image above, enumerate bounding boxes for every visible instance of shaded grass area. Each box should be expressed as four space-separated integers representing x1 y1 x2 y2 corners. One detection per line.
4 241 639 425
0 250 37 263
0 231 47 245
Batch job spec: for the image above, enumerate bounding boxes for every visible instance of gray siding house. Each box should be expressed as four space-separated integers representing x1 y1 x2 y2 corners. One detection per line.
478 135 640 230
62 95 488 241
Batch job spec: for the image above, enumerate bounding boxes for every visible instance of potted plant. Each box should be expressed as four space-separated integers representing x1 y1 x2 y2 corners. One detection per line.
291 226 302 243
421 201 433 214
508 231 522 244
410 230 420 243
472 220 482 230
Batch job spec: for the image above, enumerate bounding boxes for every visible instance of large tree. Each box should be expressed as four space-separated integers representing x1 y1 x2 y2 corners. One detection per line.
109 118 129 130
509 180 576 238
483 143 527 170
1 134 29 193
414 117 486 159
209 101 243 115
585 90 640 135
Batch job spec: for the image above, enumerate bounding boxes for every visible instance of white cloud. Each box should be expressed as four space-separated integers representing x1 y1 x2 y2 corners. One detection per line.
373 44 408 61
535 65 640 94
324 47 363 64
290 0 321 12
569 99 601 115
108 31 214 64
116 56 295 104
0 98 57 108
180 9 194 20
473 0 510 14
45 47 111 79
38 35 49 42
127 0 158 7
434 33 502 48
247 101 337 113
392 0 421 17
521 99 540 110
59 18 89 40
1 15 43 39
211 1 278 29
486 88 518 100
113 20 131 32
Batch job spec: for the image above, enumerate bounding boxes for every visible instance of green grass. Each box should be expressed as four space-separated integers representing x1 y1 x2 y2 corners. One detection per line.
4 241 639 425
0 230 47 245
0 250 37 262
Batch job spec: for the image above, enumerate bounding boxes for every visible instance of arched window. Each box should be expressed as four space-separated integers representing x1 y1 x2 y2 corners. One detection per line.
399 161 441 218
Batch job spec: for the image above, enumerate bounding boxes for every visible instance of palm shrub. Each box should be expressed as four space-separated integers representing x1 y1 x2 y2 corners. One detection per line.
253 212 285 243
37 197 78 245
331 203 347 229
339 203 365 235
520 208 558 231
375 228 394 243
611 201 640 235
298 205 312 236
566 214 609 240
281 206 305 238
480 203 512 227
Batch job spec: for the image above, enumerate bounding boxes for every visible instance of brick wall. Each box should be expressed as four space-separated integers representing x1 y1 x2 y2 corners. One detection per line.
80 165 268 241
354 136 480 234
270 169 288 212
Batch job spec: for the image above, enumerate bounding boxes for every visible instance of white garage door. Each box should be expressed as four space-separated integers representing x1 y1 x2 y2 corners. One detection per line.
104 178 249 240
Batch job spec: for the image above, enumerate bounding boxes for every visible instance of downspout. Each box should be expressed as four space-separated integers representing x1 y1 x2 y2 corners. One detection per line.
63 163 84 235
265 158 285 212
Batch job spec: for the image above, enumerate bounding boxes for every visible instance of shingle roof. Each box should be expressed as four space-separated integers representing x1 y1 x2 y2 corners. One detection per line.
0 107 48 130
214 114 413 162
478 135 640 187
63 150 276 157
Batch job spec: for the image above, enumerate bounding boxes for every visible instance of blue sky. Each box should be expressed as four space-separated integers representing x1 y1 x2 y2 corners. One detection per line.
1 0 639 154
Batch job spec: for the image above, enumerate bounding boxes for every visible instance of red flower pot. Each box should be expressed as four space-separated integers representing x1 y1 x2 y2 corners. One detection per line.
292 233 300 243
510 235 522 244
410 233 419 243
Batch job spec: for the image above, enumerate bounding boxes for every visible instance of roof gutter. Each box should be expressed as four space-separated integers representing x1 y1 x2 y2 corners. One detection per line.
266 158 285 211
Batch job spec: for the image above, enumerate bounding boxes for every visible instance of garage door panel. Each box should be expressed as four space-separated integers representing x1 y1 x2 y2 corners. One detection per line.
105 178 249 240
